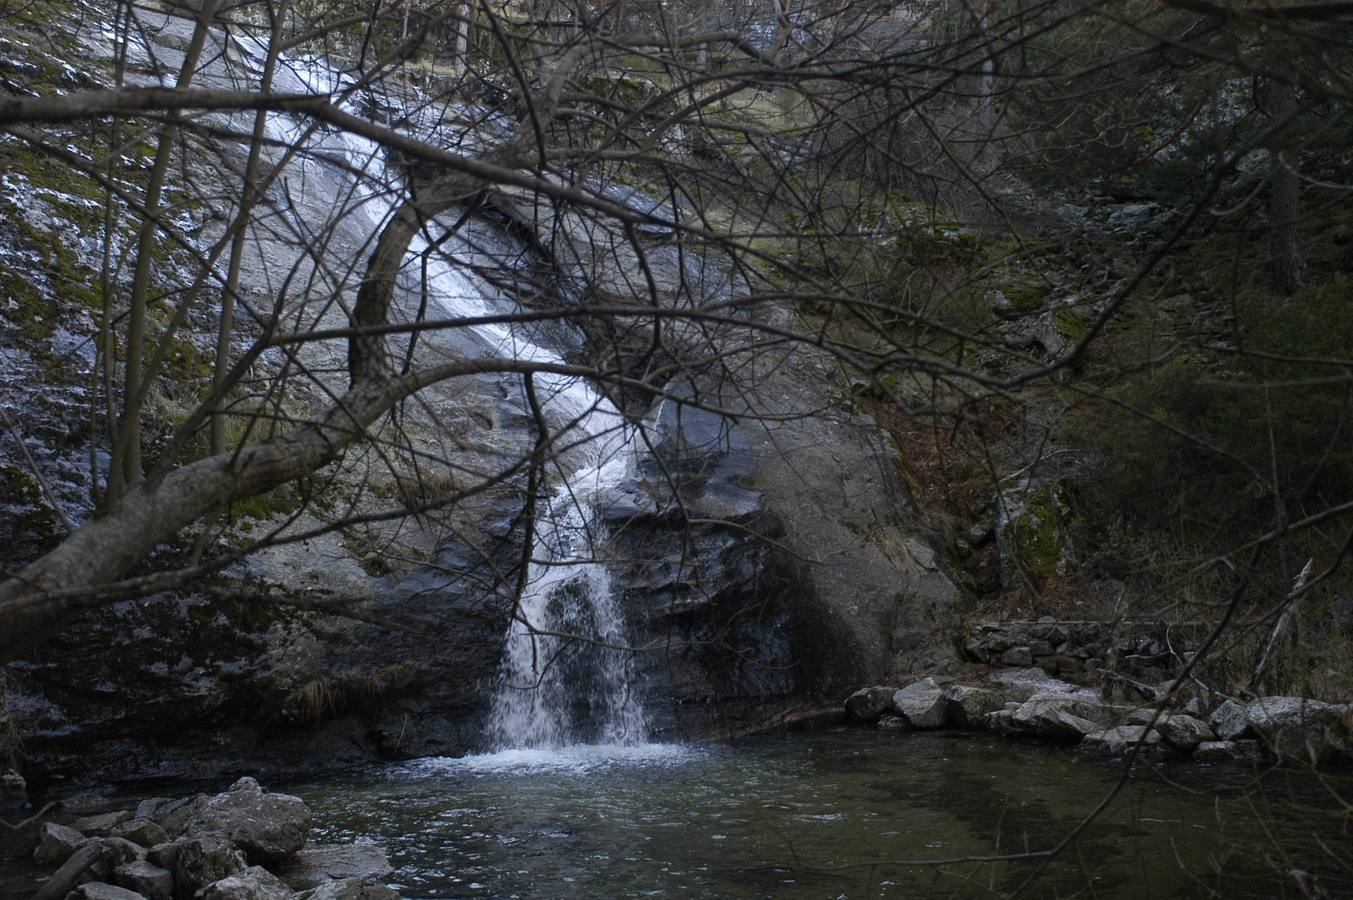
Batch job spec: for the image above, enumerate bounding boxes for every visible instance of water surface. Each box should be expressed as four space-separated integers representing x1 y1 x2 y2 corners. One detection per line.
293 728 1353 898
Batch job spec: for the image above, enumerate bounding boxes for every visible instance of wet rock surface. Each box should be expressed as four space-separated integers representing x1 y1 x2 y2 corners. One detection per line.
277 844 392 891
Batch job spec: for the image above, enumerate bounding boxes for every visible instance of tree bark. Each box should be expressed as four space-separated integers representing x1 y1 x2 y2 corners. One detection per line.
1270 71 1304 296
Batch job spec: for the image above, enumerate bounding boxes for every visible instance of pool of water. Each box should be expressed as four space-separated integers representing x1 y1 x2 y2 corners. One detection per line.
291 728 1353 898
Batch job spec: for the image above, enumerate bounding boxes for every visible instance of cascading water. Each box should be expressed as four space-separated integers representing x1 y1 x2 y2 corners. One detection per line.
228 34 654 755
486 405 649 750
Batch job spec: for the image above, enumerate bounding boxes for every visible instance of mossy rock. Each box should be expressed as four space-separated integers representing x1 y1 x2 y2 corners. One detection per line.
1000 481 1076 580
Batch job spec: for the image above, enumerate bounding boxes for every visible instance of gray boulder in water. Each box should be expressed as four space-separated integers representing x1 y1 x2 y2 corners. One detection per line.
176 778 311 864
892 678 949 729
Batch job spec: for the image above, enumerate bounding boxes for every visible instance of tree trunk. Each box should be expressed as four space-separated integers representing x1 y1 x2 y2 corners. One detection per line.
1270 72 1304 296
110 0 221 502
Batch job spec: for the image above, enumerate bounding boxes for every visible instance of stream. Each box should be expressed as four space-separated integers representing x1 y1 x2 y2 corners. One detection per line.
289 729 1353 898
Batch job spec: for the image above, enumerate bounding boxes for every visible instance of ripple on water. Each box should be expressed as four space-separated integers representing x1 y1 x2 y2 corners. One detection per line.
399 742 707 777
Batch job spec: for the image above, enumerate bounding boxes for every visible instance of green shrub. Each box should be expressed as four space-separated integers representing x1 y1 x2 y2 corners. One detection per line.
1070 276 1353 540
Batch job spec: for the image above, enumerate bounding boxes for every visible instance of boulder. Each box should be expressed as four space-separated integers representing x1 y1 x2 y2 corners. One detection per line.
1208 699 1250 741
278 843 393 892
297 878 401 900
1000 647 1034 667
1245 697 1350 764
877 715 908 731
149 796 209 839
1194 740 1265 763
113 860 174 900
110 819 169 848
844 686 896 724
983 667 1085 702
1082 725 1160 755
983 708 1019 735
65 884 147 900
1154 714 1216 752
71 811 134 837
197 866 295 899
945 685 1004 729
166 832 247 900
93 837 146 871
134 799 172 822
146 842 180 872
1010 693 1111 741
178 782 311 863
892 678 948 729
32 821 86 866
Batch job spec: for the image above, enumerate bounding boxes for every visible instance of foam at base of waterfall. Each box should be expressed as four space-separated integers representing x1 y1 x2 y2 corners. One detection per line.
406 743 703 776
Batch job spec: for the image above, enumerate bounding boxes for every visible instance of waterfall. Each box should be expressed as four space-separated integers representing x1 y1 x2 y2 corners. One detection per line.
487 406 649 750
228 35 652 752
